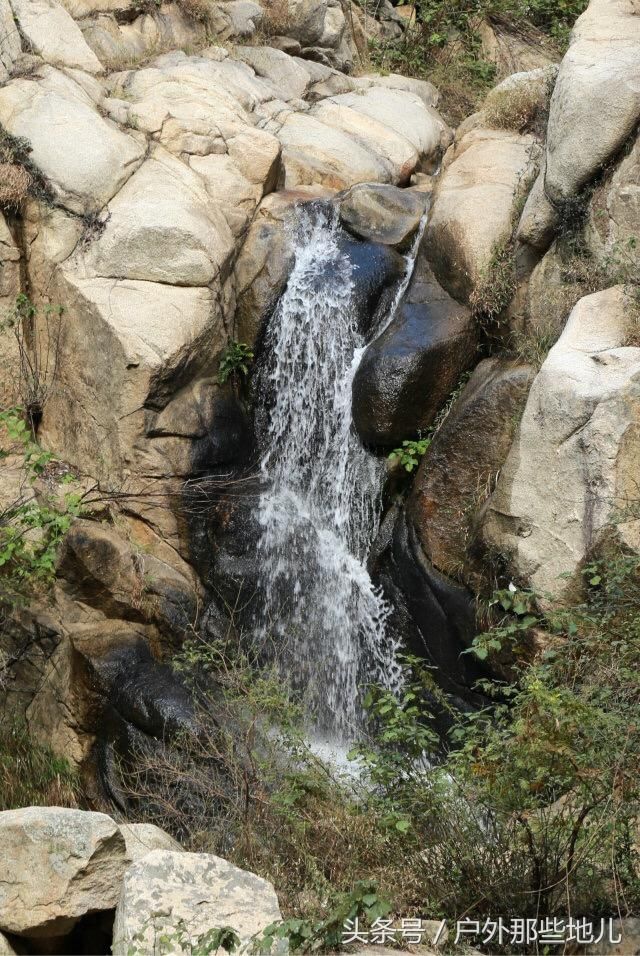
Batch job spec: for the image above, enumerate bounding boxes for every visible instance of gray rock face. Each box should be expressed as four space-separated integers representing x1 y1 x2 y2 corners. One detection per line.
0 932 19 955
544 0 640 204
426 126 539 304
112 850 282 955
352 247 476 447
338 182 427 250
9 0 103 73
0 807 127 938
0 66 144 216
585 130 640 277
0 0 21 81
483 286 640 601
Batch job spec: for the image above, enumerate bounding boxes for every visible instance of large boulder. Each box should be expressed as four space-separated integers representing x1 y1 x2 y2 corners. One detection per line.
275 86 449 190
479 18 558 77
585 129 640 278
544 0 640 205
352 246 476 447
55 519 198 632
516 156 559 253
483 287 640 601
0 67 144 215
24 616 199 794
320 87 449 160
426 126 539 304
85 147 235 286
112 849 282 955
409 357 535 580
38 272 226 482
275 109 402 189
9 0 103 73
236 44 311 100
0 807 127 939
338 182 427 250
80 4 209 68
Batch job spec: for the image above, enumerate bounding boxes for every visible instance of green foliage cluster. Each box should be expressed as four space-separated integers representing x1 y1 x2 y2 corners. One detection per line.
218 341 254 385
393 0 586 47
128 919 240 956
254 883 391 954
388 437 430 473
0 720 79 810
119 639 420 940
0 408 82 610
1 294 65 430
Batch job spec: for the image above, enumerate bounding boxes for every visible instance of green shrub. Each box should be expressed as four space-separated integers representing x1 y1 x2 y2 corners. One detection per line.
218 341 254 386
367 0 586 124
388 438 430 473
0 407 82 611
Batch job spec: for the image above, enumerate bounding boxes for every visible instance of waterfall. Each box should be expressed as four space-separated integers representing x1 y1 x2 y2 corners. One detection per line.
255 201 424 741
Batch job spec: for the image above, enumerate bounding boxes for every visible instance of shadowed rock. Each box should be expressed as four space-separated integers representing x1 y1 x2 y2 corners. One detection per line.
352 247 476 447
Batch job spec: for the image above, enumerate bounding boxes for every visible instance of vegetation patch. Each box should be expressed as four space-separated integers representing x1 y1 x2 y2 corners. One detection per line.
365 0 585 125
484 77 552 134
116 539 640 949
0 127 51 210
259 0 292 36
218 340 254 386
469 235 517 325
0 719 79 810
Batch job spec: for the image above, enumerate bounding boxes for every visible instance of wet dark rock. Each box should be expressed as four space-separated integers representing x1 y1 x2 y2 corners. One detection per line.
185 474 263 627
373 507 488 718
190 390 253 475
96 640 198 740
89 637 200 807
352 247 477 447
339 234 406 337
408 357 535 582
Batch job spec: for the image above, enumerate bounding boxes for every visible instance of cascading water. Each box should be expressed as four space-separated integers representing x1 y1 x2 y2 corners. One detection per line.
255 201 426 741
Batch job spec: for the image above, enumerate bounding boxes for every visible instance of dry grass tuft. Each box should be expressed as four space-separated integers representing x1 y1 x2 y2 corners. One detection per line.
484 83 545 134
469 237 517 324
0 162 32 210
259 0 292 37
177 0 217 24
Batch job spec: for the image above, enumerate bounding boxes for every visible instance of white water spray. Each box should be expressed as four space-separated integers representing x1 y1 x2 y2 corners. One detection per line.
255 202 426 740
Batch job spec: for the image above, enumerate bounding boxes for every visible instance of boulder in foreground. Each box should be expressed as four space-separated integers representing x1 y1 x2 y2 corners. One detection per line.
112 849 282 955
0 807 126 938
